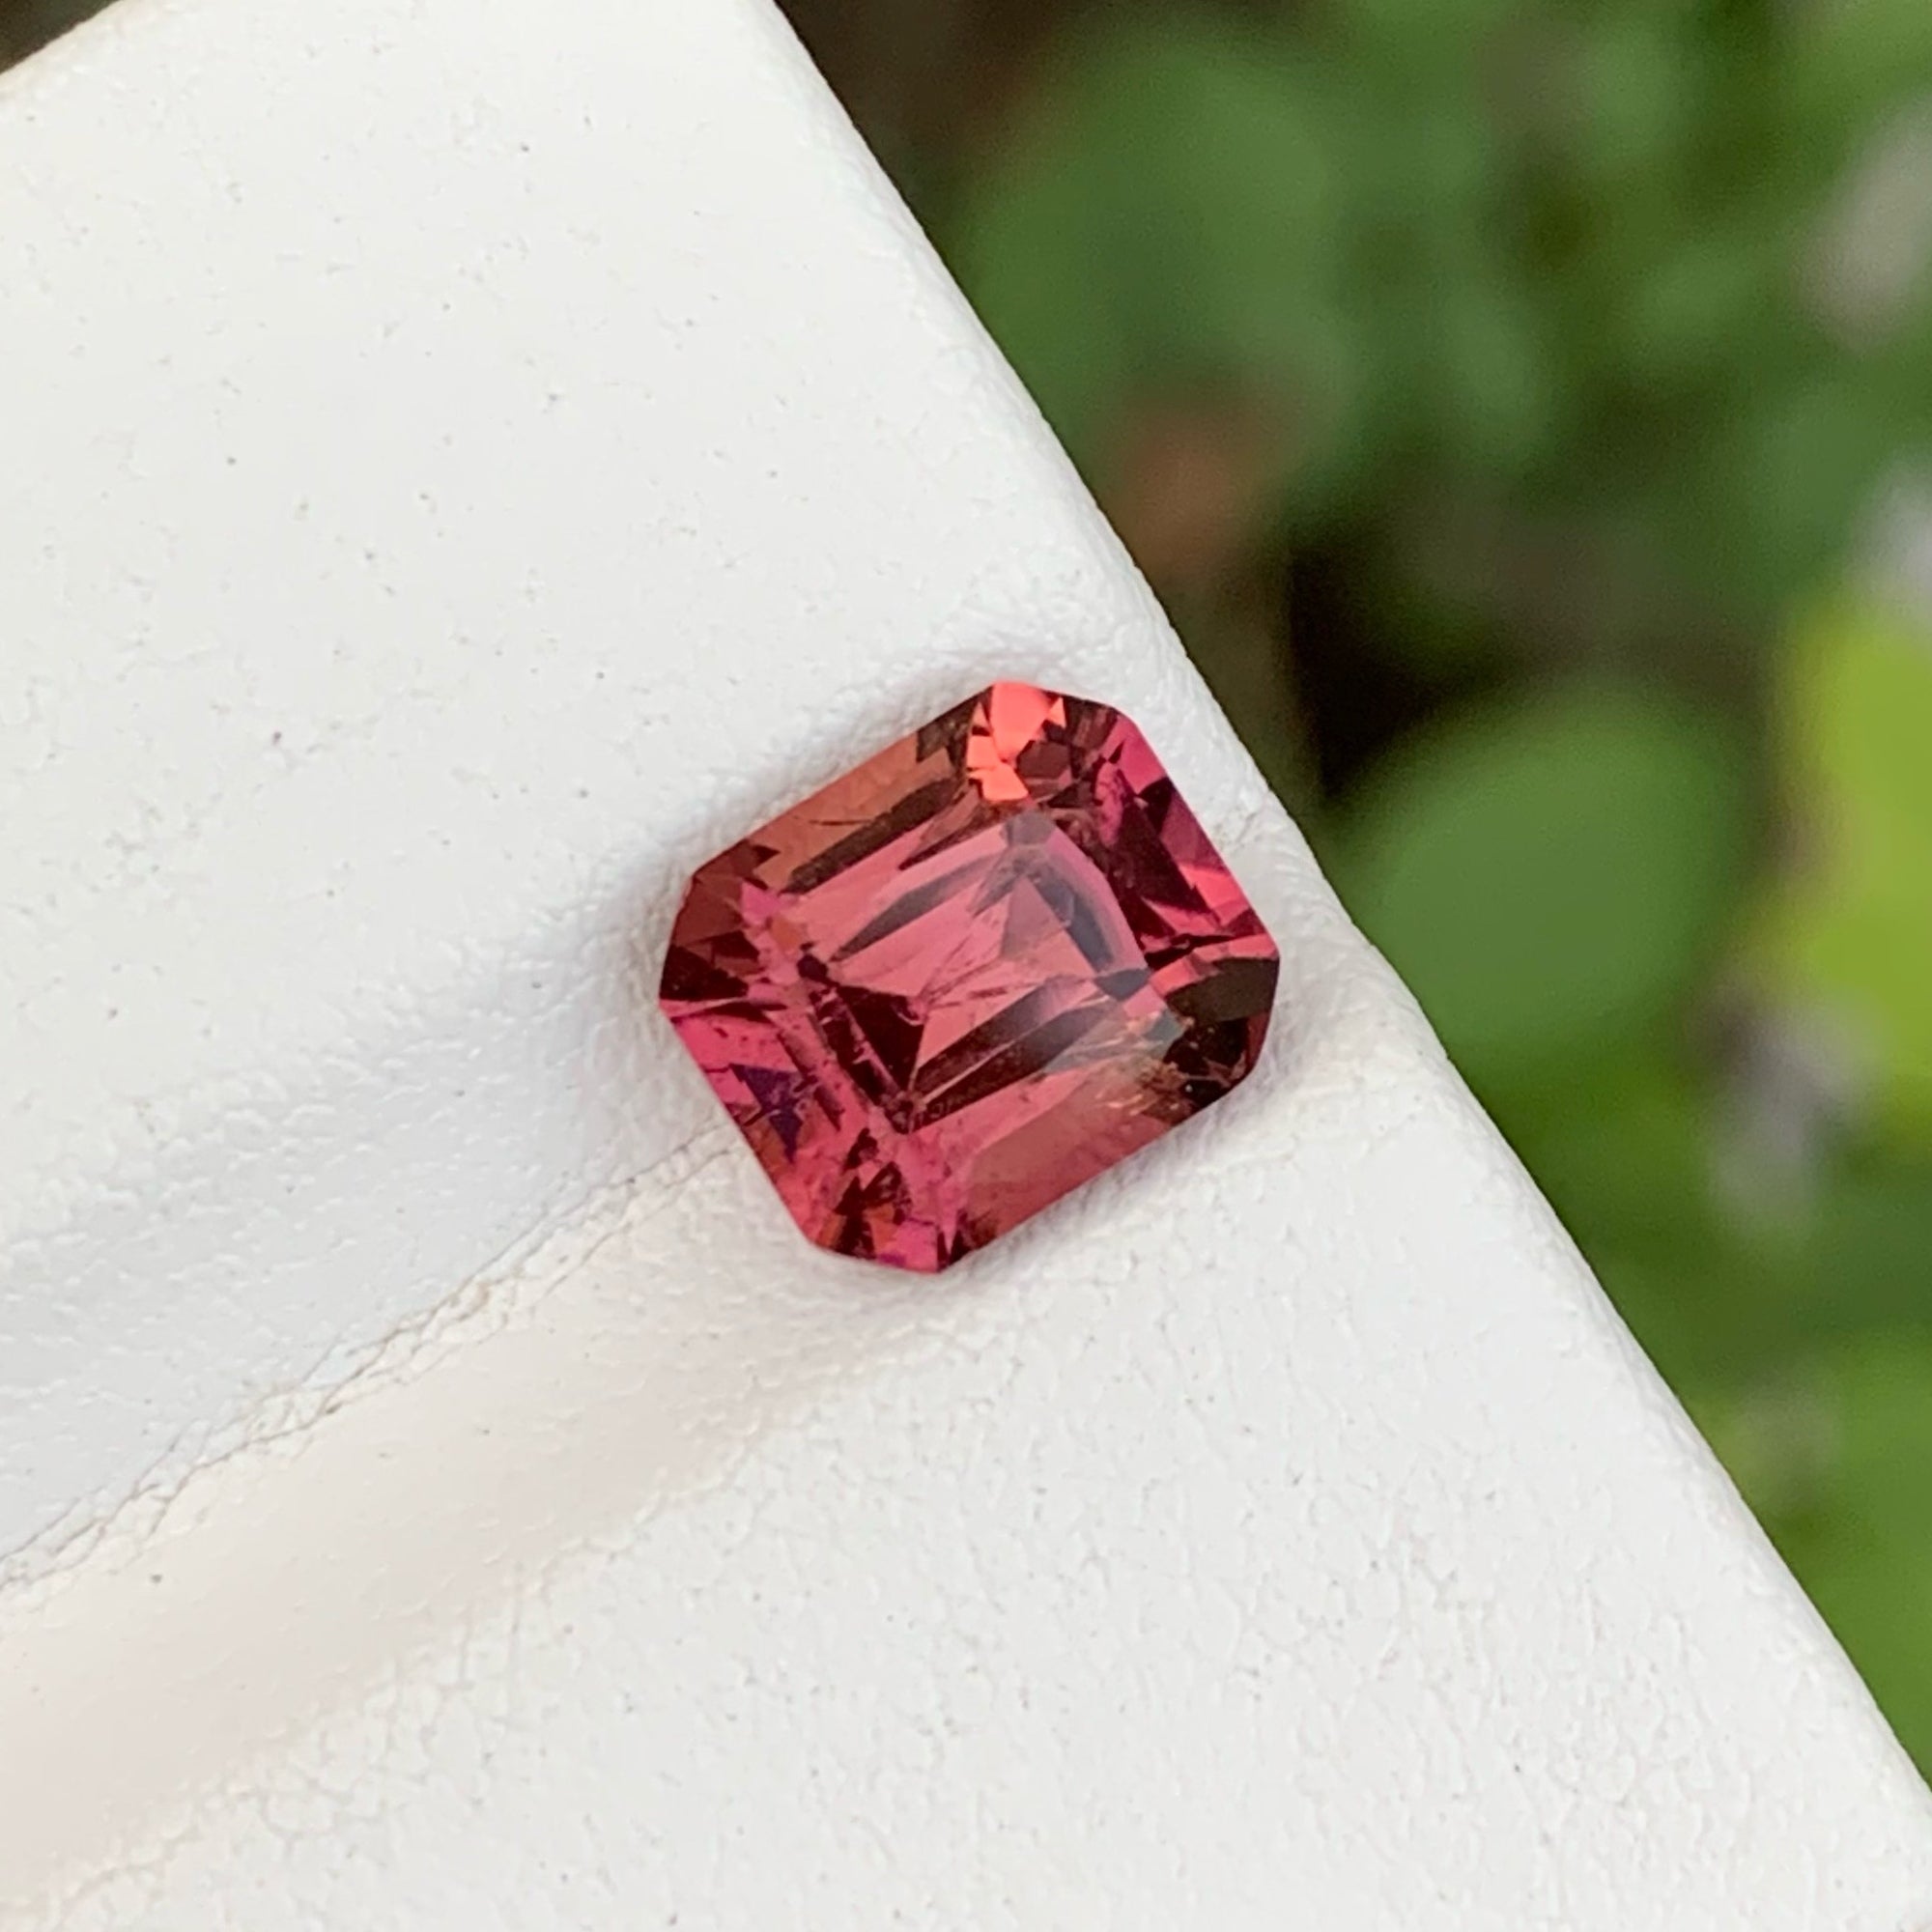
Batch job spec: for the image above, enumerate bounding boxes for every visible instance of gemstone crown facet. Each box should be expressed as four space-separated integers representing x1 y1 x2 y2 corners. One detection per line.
659 682 1279 1271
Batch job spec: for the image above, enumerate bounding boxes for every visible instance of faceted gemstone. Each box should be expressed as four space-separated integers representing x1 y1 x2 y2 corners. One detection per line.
659 682 1279 1272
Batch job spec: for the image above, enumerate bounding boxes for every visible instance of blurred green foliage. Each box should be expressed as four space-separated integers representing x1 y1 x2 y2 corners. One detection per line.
931 0 1932 1766
956 7 1932 636
1762 601 1932 1144
1336 686 1751 1078
6 0 1931 1774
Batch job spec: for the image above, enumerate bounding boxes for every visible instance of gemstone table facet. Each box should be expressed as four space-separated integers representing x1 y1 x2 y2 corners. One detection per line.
659 683 1279 1271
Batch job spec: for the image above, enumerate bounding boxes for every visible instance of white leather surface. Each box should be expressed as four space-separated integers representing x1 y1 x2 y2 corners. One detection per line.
3 0 1930 1923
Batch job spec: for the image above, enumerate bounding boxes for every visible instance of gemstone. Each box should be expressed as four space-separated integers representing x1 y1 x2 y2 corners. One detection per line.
659 682 1279 1272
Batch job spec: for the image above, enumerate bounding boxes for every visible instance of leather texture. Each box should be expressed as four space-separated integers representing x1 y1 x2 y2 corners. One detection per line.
3 0 1930 1923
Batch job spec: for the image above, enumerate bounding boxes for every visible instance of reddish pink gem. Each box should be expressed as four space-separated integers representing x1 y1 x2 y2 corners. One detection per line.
660 683 1278 1272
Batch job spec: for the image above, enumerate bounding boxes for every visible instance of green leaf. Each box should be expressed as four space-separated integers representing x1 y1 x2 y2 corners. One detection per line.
1330 0 1514 52
1336 686 1752 1081
1492 1051 1772 1387
1803 1155 1932 1336
1712 376 1907 606
1567 10 1707 188
948 20 1361 497
1430 265 1554 475
1616 223 1782 385
1768 1335 1932 1776
1757 600 1932 1144
1790 0 1932 138
947 119 1138 456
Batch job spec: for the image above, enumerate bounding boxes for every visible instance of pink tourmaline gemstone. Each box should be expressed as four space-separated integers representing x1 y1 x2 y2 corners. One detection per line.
659 683 1278 1271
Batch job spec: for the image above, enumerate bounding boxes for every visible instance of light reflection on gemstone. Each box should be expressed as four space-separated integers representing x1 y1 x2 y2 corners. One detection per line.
659 682 1279 1271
